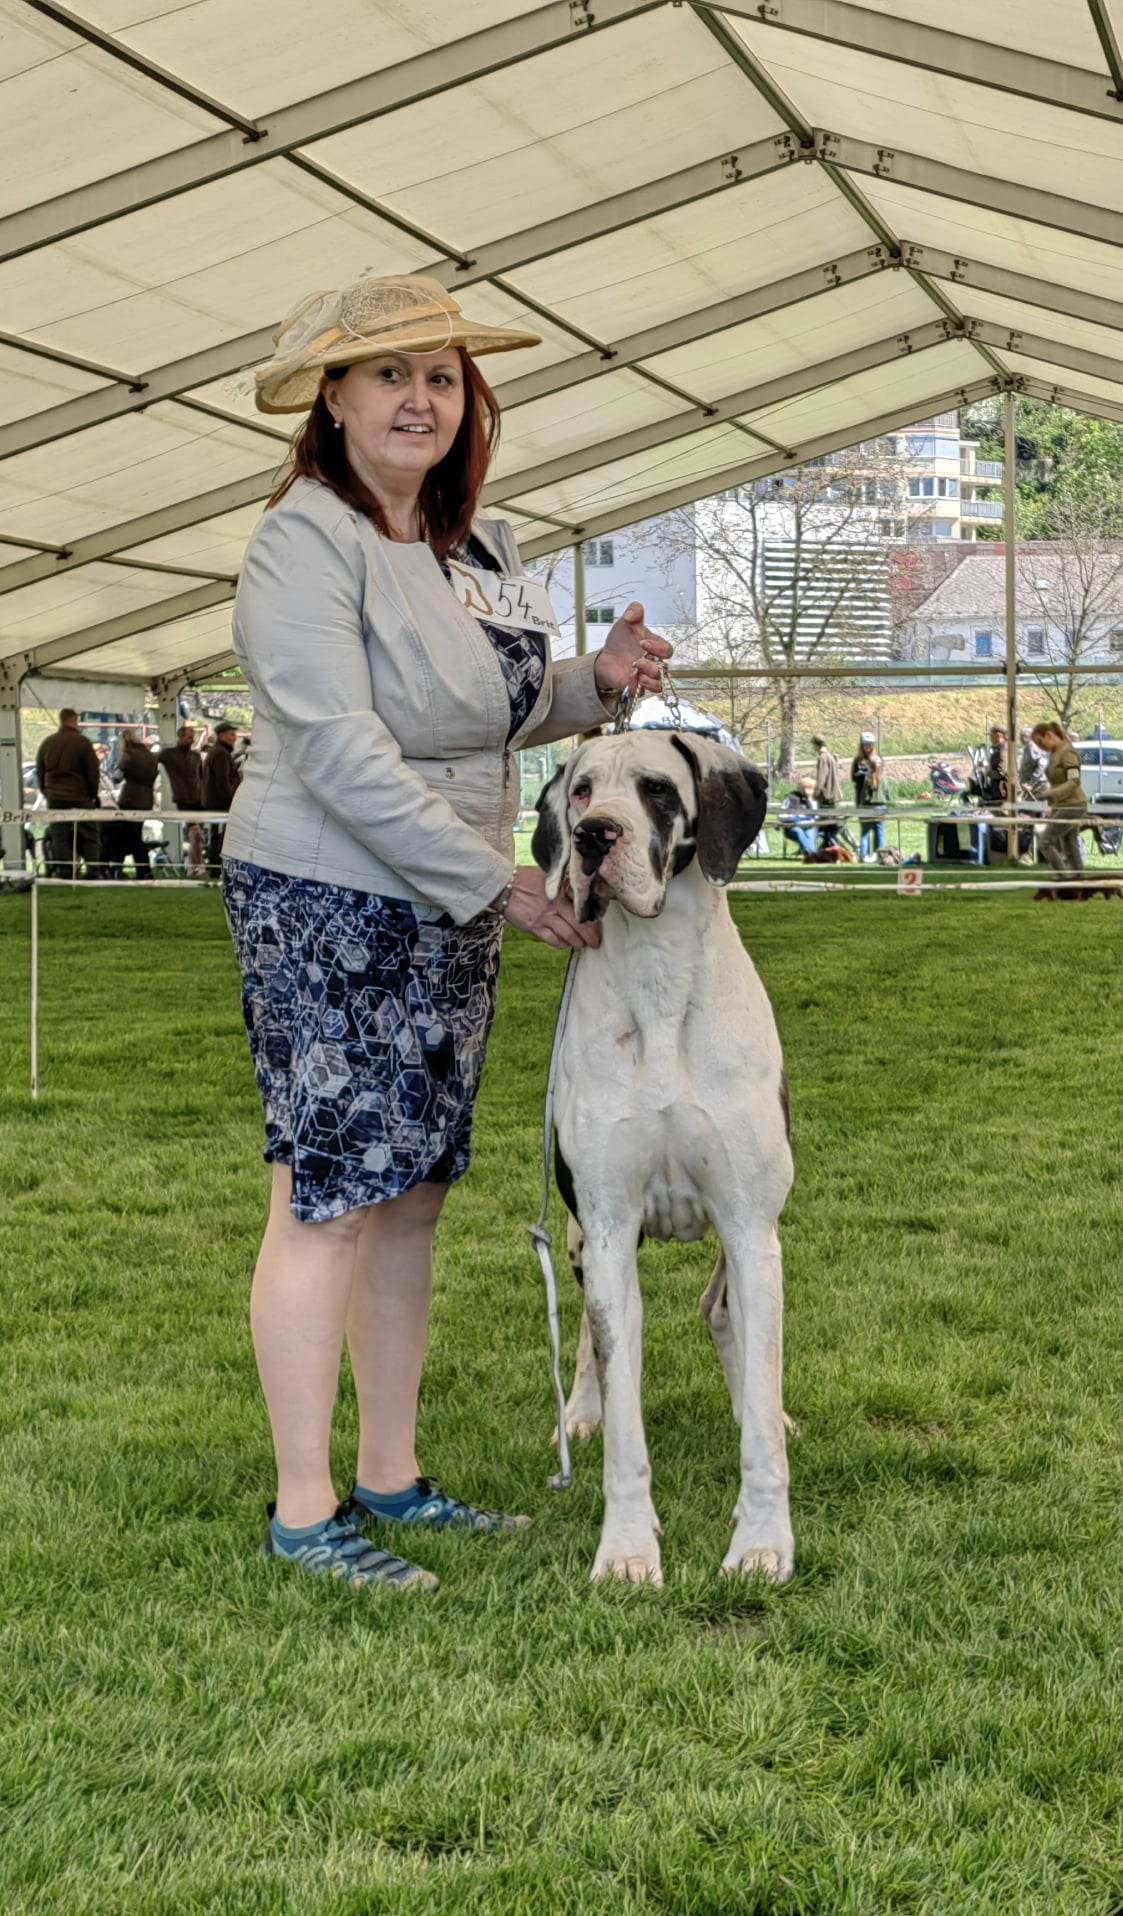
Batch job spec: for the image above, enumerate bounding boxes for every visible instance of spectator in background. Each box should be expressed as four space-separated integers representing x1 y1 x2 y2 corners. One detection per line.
159 723 206 875
1018 723 1048 794
810 733 842 848
779 776 819 857
115 727 159 879
204 718 242 875
233 732 252 775
36 708 99 878
851 731 885 861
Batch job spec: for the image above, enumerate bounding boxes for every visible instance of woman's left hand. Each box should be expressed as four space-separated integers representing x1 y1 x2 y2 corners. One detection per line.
593 602 673 700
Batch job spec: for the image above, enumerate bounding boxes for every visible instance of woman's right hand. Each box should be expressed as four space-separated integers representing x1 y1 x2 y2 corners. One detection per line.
503 866 600 952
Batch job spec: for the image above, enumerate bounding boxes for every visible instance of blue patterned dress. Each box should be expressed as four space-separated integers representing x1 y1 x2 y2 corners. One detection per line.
224 534 547 1224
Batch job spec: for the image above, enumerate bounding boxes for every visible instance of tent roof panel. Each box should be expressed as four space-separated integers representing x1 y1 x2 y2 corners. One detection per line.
861 181 1123 303
58 607 237 681
997 354 1123 415
492 370 689 479
311 10 781 251
953 288 1123 365
810 0 1107 68
729 22 1123 208
74 0 547 118
0 344 108 423
740 340 983 444
0 173 430 369
0 26 221 219
642 273 937 400
0 559 221 656
513 168 872 338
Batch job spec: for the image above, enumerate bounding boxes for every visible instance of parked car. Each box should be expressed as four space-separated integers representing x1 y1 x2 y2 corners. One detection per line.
1074 739 1123 815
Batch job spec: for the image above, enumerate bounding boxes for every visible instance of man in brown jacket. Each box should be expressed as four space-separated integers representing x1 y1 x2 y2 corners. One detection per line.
203 719 242 876
36 708 100 877
158 724 205 875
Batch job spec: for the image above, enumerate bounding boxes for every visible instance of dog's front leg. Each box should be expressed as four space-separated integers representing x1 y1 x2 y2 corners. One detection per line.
581 1220 662 1588
719 1212 794 1583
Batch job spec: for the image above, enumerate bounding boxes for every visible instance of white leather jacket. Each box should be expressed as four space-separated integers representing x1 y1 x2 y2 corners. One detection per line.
222 477 613 923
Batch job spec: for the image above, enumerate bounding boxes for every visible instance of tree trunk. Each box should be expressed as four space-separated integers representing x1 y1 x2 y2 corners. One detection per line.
776 684 799 777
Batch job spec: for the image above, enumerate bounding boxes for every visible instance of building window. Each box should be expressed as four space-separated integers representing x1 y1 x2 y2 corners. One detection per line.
1110 628 1123 658
937 478 958 498
1026 627 1045 658
585 539 614 566
586 606 616 625
975 631 993 658
908 477 936 498
906 433 936 459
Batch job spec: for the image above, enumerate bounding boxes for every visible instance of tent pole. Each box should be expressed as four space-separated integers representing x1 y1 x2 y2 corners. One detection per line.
573 541 586 659
1003 390 1019 863
0 666 24 875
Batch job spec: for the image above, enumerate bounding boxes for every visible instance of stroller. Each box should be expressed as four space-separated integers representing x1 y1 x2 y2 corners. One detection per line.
929 760 969 804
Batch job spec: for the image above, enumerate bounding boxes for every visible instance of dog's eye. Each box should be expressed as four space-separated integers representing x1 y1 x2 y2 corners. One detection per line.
571 780 592 807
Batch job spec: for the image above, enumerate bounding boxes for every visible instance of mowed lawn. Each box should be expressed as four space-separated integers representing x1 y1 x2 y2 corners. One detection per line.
2 887 1123 1915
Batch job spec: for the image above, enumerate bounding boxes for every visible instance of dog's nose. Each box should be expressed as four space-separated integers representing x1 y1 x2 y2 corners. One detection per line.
573 815 623 876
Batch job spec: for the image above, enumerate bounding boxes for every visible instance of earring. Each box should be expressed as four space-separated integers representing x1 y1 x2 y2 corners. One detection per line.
332 418 342 431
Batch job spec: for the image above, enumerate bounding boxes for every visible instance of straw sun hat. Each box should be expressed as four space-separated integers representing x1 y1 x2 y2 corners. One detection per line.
254 273 542 414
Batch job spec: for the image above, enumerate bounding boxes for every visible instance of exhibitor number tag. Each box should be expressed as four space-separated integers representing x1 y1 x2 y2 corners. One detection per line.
446 561 560 639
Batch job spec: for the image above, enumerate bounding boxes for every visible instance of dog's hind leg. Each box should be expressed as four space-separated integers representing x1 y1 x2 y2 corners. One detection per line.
558 1217 603 1442
702 1253 798 1437
700 1252 742 1425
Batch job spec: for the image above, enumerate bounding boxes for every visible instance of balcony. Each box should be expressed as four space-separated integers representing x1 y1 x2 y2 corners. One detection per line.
960 455 1005 481
961 497 1004 521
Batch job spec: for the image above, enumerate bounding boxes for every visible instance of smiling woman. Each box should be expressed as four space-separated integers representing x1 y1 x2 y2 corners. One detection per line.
214 270 671 1600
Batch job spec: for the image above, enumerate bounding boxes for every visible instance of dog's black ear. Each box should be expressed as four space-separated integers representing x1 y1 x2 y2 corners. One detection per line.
531 760 575 899
671 735 768 886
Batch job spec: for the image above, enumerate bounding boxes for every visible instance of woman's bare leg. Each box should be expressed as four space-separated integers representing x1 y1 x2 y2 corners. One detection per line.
250 1163 369 1527
346 1181 449 1494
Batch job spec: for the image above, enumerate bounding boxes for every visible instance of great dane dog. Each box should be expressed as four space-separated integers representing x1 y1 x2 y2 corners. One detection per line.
532 731 794 1589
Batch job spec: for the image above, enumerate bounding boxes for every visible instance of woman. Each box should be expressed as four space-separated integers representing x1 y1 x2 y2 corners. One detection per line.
851 732 886 860
115 727 159 879
778 776 818 858
222 273 670 1593
1031 719 1087 899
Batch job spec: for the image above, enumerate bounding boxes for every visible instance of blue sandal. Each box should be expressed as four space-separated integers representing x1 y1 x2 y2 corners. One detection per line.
344 1477 531 1536
263 1502 438 1590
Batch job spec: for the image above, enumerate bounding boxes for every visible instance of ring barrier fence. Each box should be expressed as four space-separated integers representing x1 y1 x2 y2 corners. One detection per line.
5 801 1120 1102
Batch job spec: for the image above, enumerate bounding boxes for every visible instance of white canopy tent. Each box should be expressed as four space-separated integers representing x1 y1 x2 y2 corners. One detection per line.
2 0 1123 867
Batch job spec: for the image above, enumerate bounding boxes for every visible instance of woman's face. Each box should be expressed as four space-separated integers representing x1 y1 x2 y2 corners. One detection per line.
324 350 466 487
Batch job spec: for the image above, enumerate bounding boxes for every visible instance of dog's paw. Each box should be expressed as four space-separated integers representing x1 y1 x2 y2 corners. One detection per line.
592 1534 663 1589
551 1412 601 1446
721 1540 794 1584
782 1410 801 1439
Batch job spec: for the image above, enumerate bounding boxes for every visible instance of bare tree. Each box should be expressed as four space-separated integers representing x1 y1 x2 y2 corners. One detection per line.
632 444 912 774
1019 485 1123 731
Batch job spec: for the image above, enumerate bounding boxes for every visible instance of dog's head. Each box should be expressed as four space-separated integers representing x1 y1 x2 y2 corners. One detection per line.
531 731 768 921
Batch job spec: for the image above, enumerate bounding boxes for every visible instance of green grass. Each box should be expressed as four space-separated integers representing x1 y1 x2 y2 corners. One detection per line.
3 887 1123 1914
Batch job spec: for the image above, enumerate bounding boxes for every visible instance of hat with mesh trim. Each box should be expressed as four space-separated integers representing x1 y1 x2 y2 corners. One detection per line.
254 273 542 414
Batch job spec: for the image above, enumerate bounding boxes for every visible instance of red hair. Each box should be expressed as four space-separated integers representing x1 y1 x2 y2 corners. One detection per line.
268 350 501 557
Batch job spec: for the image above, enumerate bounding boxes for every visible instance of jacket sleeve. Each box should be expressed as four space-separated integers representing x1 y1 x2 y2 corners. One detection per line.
235 503 513 923
521 653 617 747
81 740 99 802
1047 750 1082 808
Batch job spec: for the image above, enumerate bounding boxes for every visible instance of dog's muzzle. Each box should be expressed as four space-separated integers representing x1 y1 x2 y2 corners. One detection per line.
573 816 623 877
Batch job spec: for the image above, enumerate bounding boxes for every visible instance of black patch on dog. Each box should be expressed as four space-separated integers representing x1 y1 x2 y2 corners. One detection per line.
672 822 698 876
531 766 564 873
779 1069 790 1141
637 774 684 883
670 736 767 884
554 1137 579 1225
